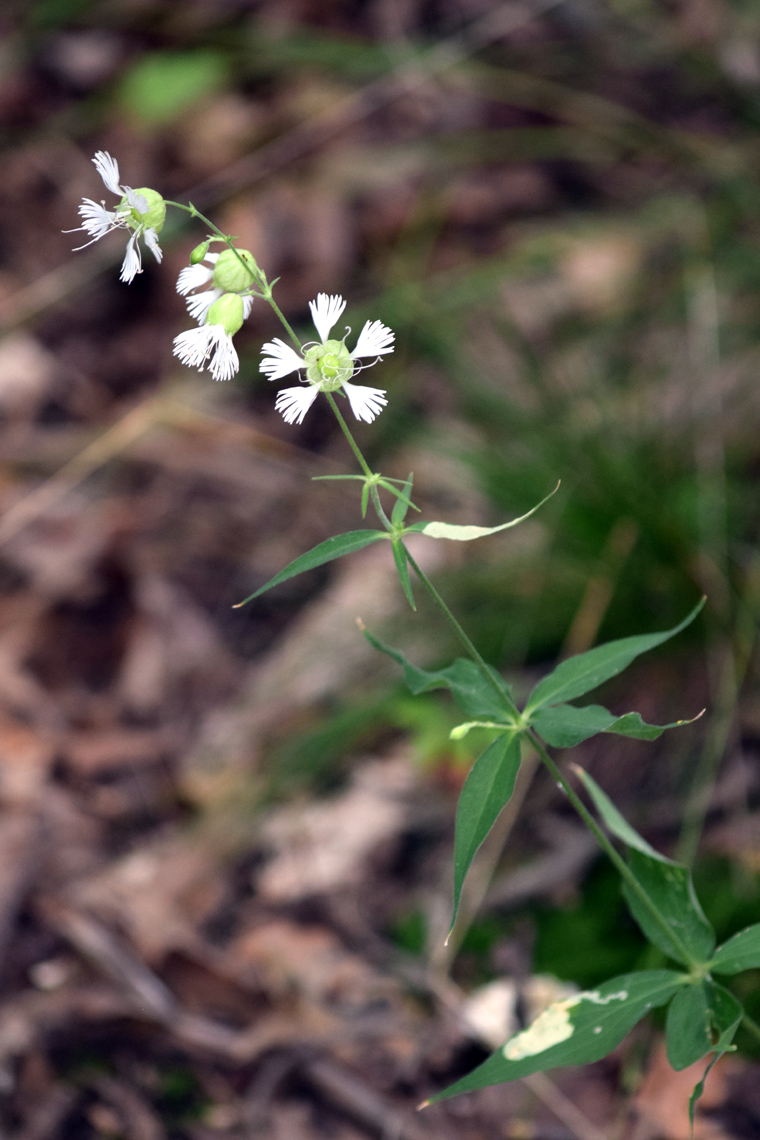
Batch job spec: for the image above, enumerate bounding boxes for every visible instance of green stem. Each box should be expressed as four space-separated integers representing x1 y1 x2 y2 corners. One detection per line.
322 395 394 530
321 394 518 718
741 1012 760 1044
404 547 522 721
528 730 701 972
324 393 374 479
266 295 303 351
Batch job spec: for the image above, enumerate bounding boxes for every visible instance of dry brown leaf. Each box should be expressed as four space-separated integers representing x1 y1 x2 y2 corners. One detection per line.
71 838 226 962
0 714 53 804
634 1042 736 1140
62 727 169 775
228 919 391 1009
0 333 55 419
257 756 413 902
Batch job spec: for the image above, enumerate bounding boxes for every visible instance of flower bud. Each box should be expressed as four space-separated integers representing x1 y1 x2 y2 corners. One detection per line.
190 240 211 265
130 188 166 231
207 293 245 336
213 248 258 293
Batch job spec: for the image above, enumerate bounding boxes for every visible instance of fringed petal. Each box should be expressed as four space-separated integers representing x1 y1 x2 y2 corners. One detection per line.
309 293 346 343
342 381 388 423
275 385 319 425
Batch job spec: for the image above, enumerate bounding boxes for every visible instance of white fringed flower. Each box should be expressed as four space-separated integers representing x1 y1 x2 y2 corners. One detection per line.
261 293 393 425
176 250 255 325
174 324 239 381
67 152 166 284
173 293 245 382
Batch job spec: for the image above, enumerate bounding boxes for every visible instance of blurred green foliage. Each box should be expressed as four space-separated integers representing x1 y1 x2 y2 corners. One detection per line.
118 51 229 125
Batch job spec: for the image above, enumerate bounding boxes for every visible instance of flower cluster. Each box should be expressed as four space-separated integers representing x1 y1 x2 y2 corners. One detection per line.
176 248 256 325
172 246 258 382
173 292 246 382
69 153 394 420
68 152 165 284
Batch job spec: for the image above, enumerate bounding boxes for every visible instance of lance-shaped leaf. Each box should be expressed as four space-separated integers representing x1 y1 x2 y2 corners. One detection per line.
363 630 513 720
234 530 388 606
450 732 521 934
666 983 712 1070
405 482 559 543
689 981 742 1126
575 768 715 966
426 970 685 1102
524 599 705 714
391 473 415 527
391 540 415 610
709 923 760 975
531 703 700 749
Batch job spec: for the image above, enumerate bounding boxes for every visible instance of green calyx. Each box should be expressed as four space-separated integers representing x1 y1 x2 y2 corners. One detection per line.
206 293 245 336
304 340 354 390
213 248 258 293
120 188 166 232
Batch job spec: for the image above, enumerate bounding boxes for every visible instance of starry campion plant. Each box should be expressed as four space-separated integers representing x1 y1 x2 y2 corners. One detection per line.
70 152 760 1122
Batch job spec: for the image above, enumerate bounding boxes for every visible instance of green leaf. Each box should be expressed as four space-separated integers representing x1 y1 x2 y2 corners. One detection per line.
575 769 715 966
623 852 715 966
688 1053 718 1130
391 540 415 610
705 979 742 1042
531 703 696 748
524 599 705 713
392 473 414 526
666 983 711 1070
574 767 663 858
235 530 387 606
427 971 685 1102
450 733 521 933
689 981 742 1127
405 482 558 543
709 923 760 975
363 631 513 720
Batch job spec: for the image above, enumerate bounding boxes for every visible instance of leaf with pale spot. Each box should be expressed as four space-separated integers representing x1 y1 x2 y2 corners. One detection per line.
427 971 684 1102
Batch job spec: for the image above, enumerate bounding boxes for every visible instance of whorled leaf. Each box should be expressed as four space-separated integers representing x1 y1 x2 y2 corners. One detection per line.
524 599 705 714
391 540 415 610
404 482 559 543
450 732 521 934
666 983 711 1071
689 981 742 1127
235 529 388 606
575 768 715 966
391 473 415 526
362 631 513 721
709 923 760 975
531 702 699 749
426 971 685 1103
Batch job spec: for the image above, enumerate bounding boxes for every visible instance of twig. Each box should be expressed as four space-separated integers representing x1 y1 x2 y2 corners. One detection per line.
305 1056 432 1140
525 1071 610 1140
